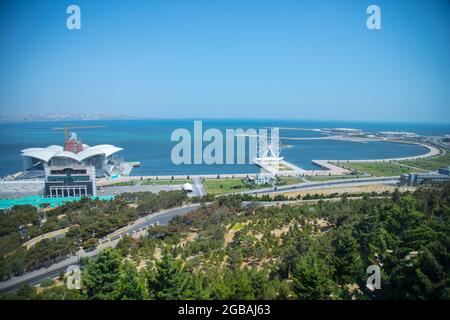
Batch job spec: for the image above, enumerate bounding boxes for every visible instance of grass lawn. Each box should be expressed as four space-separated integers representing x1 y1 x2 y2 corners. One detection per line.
204 178 249 195
336 162 416 177
334 149 450 177
110 181 137 186
142 179 192 185
399 152 450 171
204 177 301 195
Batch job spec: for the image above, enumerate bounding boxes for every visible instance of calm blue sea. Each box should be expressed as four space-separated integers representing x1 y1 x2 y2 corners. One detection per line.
0 119 448 177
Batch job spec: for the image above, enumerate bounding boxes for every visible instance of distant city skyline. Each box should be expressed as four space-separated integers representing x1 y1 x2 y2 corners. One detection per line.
0 0 449 123
1 112 450 124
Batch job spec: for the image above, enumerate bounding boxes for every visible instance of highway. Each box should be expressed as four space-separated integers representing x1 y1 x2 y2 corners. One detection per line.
0 204 201 295
238 176 400 195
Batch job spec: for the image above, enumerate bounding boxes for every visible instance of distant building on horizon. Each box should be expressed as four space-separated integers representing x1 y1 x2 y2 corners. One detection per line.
322 128 363 135
378 131 418 138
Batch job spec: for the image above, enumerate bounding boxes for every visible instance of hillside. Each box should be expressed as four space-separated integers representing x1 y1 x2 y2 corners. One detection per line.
3 183 449 300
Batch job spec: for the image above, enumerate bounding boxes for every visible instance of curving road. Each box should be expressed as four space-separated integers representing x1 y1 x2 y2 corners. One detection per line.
0 204 201 295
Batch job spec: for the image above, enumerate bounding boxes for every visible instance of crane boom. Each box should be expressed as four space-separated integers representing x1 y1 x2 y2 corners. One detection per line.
52 124 107 140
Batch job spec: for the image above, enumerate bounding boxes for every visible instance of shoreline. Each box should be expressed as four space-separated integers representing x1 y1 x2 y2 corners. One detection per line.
310 141 442 174
97 142 443 185
3 140 444 187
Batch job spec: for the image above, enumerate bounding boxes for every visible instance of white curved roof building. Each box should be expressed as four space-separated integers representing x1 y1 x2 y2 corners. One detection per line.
21 132 123 178
21 144 122 163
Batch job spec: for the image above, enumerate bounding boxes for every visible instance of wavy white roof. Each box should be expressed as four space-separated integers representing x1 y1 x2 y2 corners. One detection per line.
87 144 123 157
46 145 64 152
21 144 122 163
52 151 82 162
21 148 56 162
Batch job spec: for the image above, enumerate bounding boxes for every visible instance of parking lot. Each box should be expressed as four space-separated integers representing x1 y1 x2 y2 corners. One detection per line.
0 181 44 198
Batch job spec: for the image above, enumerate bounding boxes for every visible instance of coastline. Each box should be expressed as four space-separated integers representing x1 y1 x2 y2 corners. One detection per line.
96 141 443 186
310 141 442 175
2 138 444 187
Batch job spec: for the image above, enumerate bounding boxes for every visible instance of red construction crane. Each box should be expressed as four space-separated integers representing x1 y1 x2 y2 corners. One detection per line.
52 124 107 141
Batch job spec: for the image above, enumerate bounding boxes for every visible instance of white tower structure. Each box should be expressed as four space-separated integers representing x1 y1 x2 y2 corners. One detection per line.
253 127 284 174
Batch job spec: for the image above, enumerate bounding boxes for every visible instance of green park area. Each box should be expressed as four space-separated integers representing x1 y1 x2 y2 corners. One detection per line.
334 151 450 177
204 177 302 195
334 162 417 177
204 178 250 195
142 179 192 185
399 152 450 171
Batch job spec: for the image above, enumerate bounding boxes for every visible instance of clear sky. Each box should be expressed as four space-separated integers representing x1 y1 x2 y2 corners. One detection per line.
0 0 449 122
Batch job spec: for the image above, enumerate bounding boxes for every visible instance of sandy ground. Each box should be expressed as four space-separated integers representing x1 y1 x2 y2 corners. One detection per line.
281 184 416 198
176 232 198 248
224 221 251 247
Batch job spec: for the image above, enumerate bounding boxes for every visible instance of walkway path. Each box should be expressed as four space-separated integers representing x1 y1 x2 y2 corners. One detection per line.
22 228 70 250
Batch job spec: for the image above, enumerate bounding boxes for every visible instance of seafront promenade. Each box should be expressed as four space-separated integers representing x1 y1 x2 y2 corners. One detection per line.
97 141 442 185
309 142 441 175
3 139 442 191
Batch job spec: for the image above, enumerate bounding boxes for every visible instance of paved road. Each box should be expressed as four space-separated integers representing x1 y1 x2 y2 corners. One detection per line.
192 178 206 197
23 227 70 250
238 176 400 195
108 204 201 240
0 204 201 295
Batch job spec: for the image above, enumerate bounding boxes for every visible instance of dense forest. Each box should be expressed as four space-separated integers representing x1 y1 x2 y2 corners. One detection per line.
2 183 449 300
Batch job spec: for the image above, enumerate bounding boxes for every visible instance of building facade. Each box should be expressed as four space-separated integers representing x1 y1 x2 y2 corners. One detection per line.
400 168 450 186
44 165 96 197
21 132 123 179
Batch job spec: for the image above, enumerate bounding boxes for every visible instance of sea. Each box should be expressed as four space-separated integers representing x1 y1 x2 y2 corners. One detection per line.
0 119 449 177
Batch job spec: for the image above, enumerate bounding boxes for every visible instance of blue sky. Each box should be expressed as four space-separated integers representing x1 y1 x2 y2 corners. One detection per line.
0 0 449 122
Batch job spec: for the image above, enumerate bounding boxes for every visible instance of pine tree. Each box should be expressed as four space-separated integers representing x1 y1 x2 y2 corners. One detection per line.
227 270 255 300
291 253 335 300
332 226 364 285
82 248 122 300
114 260 148 300
147 249 206 299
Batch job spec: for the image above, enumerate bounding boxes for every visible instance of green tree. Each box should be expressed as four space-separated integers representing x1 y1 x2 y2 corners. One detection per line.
225 270 255 300
114 261 148 300
291 253 335 300
147 249 206 299
82 249 122 299
332 226 363 285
